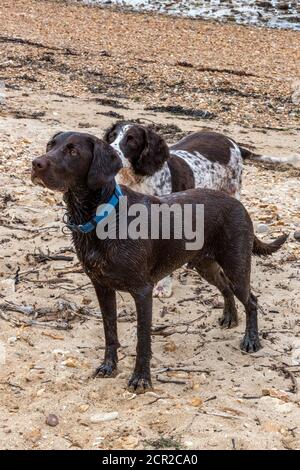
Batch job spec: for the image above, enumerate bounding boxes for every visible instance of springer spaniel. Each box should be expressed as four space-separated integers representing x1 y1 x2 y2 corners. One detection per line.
104 122 243 199
104 122 245 298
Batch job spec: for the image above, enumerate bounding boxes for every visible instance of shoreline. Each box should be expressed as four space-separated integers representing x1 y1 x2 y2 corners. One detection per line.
0 0 299 129
78 0 300 31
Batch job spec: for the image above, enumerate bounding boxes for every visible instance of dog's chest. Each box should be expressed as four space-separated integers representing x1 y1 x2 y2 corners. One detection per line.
116 163 172 196
73 236 110 279
74 236 149 291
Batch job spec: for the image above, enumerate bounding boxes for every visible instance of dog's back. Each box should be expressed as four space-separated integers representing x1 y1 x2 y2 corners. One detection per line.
148 188 252 279
170 131 235 165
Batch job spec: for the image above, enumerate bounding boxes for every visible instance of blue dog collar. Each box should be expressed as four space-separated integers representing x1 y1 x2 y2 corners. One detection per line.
66 184 123 234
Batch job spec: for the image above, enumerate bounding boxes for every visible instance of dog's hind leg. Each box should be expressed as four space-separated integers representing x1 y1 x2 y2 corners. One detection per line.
92 284 120 378
195 259 238 328
217 250 262 353
128 285 153 393
240 293 261 353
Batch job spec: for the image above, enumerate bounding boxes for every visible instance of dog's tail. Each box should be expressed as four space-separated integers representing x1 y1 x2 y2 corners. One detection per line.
239 145 300 168
252 233 288 257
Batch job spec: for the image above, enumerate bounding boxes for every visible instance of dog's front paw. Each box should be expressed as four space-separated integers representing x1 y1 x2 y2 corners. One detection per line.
153 276 172 299
240 334 262 353
127 373 152 393
93 362 117 378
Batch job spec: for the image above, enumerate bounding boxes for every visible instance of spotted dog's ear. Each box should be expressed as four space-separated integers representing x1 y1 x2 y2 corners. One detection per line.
103 121 127 143
87 139 122 190
135 127 170 176
103 123 117 143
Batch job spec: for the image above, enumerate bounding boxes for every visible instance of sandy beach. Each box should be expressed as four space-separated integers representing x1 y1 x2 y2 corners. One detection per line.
0 0 300 451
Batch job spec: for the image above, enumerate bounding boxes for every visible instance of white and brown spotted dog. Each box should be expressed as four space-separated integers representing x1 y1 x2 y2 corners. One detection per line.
104 121 244 297
104 122 244 198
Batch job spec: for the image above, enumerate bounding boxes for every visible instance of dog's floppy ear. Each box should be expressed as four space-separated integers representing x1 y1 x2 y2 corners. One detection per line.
47 131 64 148
103 121 127 143
87 139 122 191
103 123 117 143
52 131 64 139
135 127 170 176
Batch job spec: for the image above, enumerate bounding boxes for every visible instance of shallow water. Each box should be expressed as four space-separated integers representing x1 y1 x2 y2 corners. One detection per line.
83 0 300 30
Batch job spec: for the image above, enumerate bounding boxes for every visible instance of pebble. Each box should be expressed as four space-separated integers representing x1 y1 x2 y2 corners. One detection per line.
45 414 59 427
184 440 194 448
52 349 70 355
294 231 300 241
78 404 90 413
8 336 19 344
256 223 269 234
90 411 119 423
62 357 79 368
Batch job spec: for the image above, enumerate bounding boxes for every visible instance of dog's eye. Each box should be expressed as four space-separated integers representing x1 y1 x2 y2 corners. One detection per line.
69 148 77 157
126 135 134 144
46 141 54 150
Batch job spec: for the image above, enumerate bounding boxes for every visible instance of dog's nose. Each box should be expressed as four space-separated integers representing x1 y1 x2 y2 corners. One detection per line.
32 157 49 173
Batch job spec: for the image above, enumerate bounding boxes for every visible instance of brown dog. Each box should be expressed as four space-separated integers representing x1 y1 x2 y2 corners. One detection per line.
31 132 287 392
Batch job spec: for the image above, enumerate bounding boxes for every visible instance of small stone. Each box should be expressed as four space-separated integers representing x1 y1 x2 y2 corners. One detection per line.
78 122 92 128
192 382 201 391
46 414 59 427
189 397 203 407
199 373 208 384
62 357 79 368
52 349 70 355
90 411 119 423
8 336 19 344
256 223 269 234
78 404 90 413
294 231 300 241
25 428 42 443
164 340 177 352
262 388 291 402
184 440 194 448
